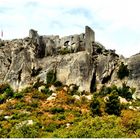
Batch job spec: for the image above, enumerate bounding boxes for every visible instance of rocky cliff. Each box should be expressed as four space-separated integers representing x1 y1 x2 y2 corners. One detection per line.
0 26 140 98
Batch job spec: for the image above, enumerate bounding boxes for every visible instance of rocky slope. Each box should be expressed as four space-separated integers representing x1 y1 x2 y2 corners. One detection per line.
0 26 140 98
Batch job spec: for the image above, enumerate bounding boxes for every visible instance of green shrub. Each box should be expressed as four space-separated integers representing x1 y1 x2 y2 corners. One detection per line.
46 123 59 132
90 97 101 116
54 81 63 87
13 92 23 99
105 91 121 116
21 87 32 93
32 90 47 99
41 87 52 97
131 99 140 107
99 86 112 97
117 62 129 80
50 107 65 114
6 102 15 110
48 115 126 138
99 85 118 97
9 123 40 138
80 96 88 104
0 95 5 104
0 83 10 93
11 112 21 120
46 70 56 85
57 114 65 120
99 83 134 101
5 87 13 96
30 100 39 108
52 114 66 121
117 83 133 100
66 96 75 104
0 85 14 104
25 106 33 112
15 102 26 110
0 128 10 138
59 47 71 55
2 86 14 99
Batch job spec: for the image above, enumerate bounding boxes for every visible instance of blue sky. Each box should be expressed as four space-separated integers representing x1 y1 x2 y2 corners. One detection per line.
0 0 140 57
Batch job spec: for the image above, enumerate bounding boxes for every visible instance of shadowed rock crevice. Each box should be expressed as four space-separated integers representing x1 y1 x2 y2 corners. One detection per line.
90 70 97 93
18 69 22 83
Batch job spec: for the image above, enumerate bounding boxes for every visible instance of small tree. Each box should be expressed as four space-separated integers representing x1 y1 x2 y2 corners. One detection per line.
117 83 132 100
46 70 56 84
90 97 101 116
117 62 129 80
105 90 121 116
99 85 112 97
3 87 14 98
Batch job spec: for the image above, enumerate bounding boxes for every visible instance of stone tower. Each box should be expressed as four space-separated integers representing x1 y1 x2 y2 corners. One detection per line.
85 26 95 54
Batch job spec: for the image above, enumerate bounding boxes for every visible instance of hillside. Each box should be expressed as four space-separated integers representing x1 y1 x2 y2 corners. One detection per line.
0 79 140 138
0 26 140 138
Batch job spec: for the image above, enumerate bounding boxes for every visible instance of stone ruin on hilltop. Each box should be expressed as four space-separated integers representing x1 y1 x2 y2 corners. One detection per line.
28 26 95 58
1 25 136 96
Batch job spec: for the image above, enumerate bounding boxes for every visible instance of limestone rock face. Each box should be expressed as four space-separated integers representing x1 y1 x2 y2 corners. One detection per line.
127 53 140 98
1 26 140 99
96 53 119 85
127 53 140 80
36 51 95 92
0 26 96 92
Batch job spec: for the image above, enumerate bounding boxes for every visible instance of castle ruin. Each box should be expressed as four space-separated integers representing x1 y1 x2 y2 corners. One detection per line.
29 26 95 58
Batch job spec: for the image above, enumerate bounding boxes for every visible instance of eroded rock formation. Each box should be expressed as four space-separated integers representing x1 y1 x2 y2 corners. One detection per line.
0 26 140 98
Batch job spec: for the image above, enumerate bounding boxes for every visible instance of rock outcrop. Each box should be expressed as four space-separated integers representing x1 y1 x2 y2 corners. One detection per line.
0 26 96 92
0 26 140 98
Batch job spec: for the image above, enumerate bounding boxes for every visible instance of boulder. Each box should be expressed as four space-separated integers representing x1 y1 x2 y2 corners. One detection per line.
38 85 46 92
82 95 93 100
4 116 12 120
52 93 57 97
73 95 80 100
49 85 56 92
119 96 128 104
66 123 71 128
47 96 56 101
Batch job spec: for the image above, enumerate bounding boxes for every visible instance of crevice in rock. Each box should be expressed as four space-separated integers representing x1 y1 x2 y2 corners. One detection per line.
7 58 12 64
18 69 22 83
90 70 97 93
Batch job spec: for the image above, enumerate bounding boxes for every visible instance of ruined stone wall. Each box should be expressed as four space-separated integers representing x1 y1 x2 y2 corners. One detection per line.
29 26 95 58
85 26 95 54
0 26 97 92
